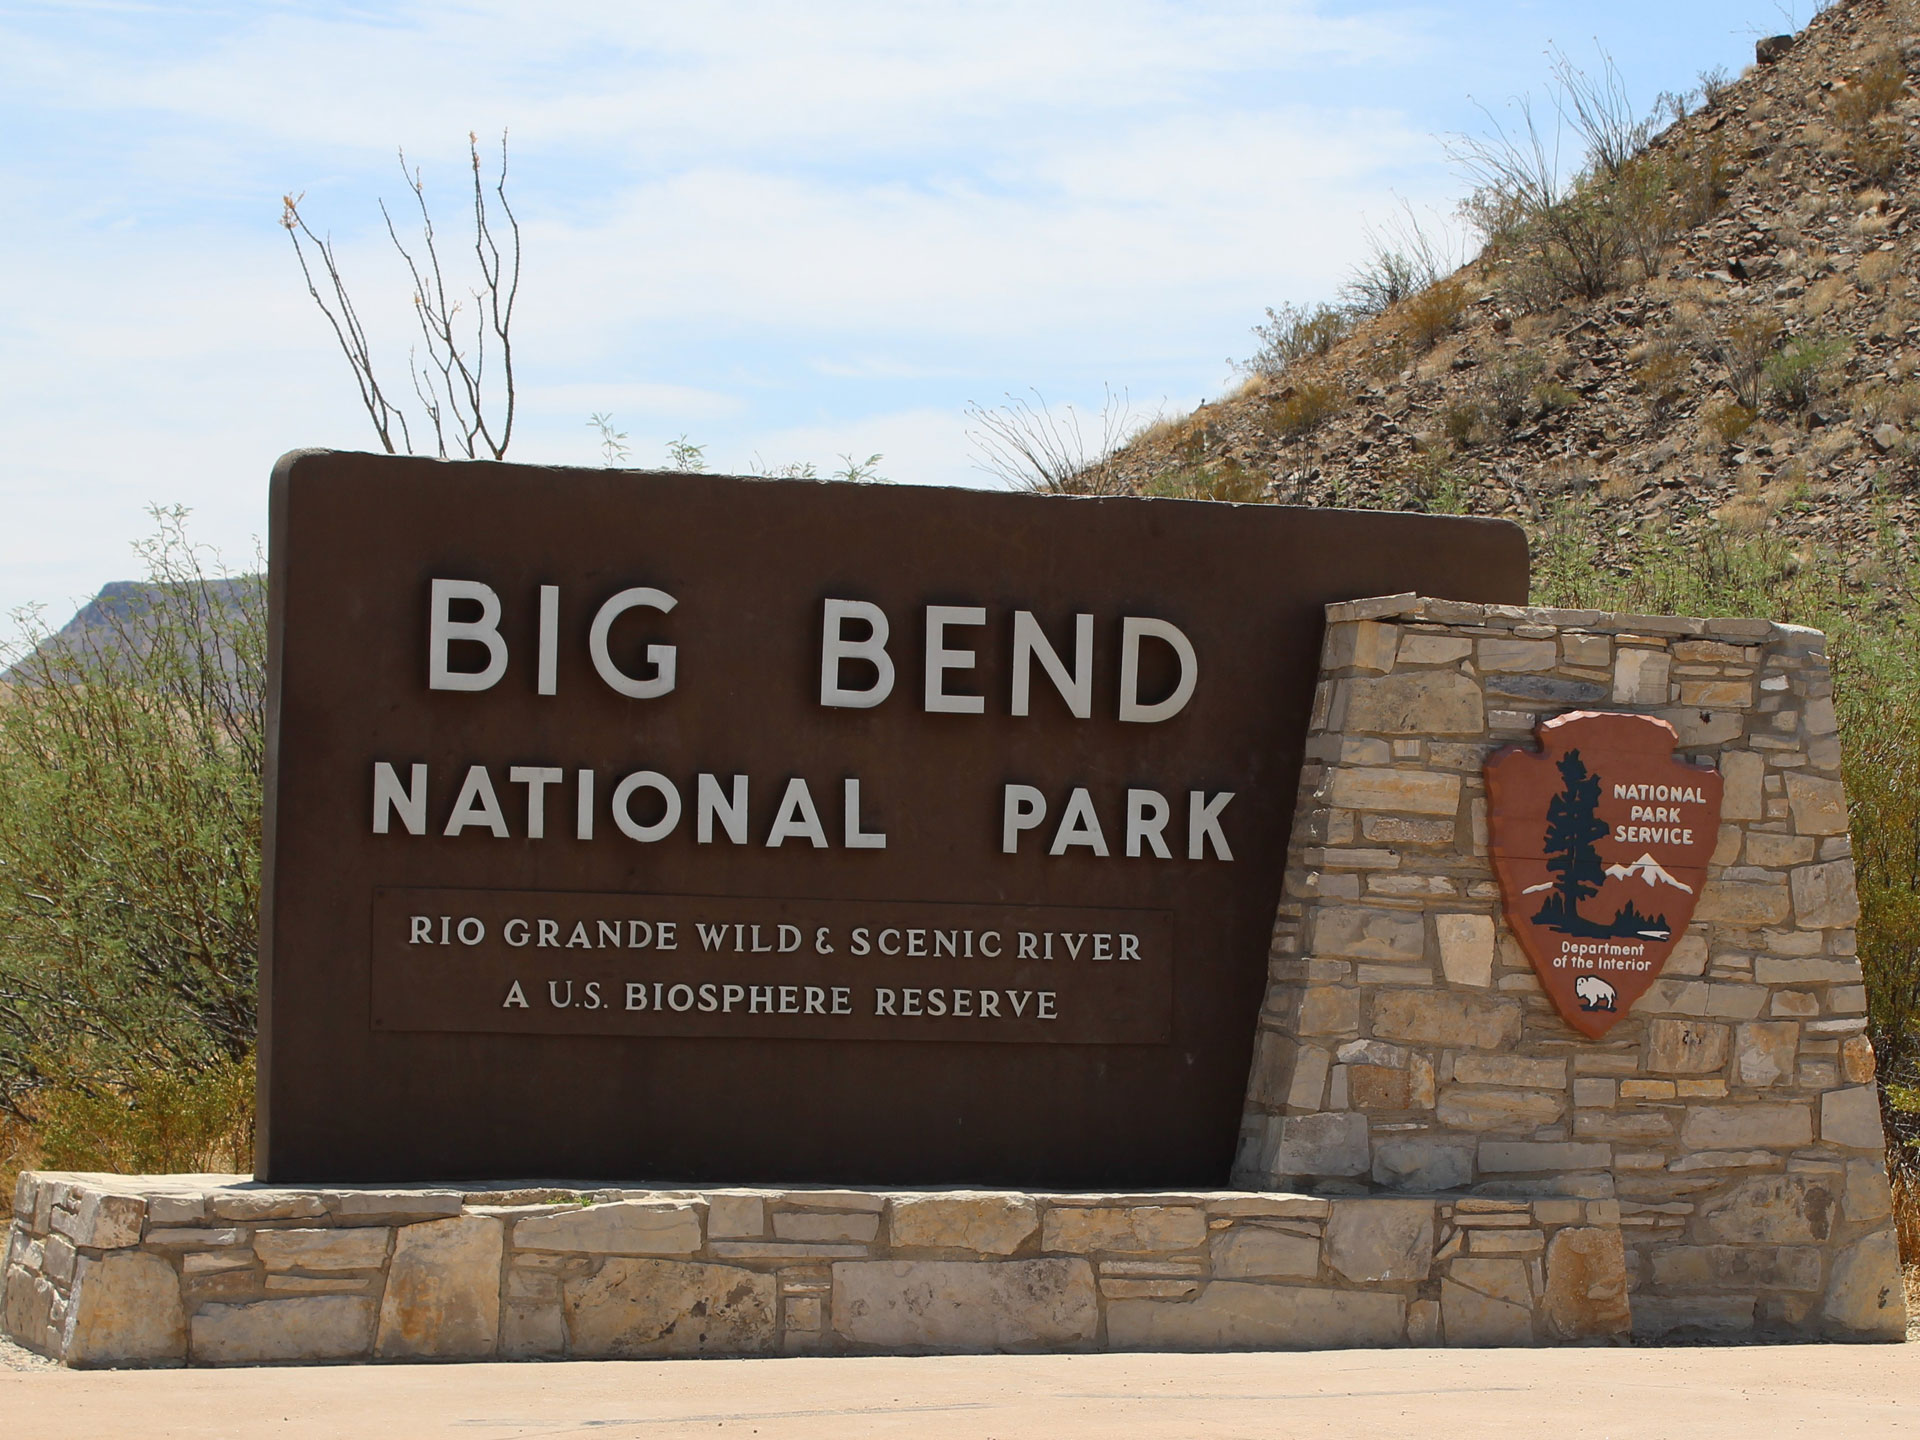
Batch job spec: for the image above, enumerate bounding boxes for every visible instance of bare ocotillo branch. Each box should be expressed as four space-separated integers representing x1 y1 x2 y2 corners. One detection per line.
281 131 520 460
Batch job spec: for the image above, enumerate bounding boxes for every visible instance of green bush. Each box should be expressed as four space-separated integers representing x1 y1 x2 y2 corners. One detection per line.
0 509 263 1199
1765 335 1849 415
1237 303 1351 380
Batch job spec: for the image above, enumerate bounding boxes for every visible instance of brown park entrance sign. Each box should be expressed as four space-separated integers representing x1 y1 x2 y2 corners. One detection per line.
259 450 1528 1185
1485 712 1723 1038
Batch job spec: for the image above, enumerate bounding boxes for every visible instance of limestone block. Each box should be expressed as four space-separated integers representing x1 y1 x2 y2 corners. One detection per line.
775 1212 881 1244
1296 986 1360 1037
887 1195 1038 1255
564 1259 776 1358
501 1300 567 1359
50 1190 145 1251
1632 1295 1756 1338
1753 957 1863 985
4 1262 55 1355
376 1214 504 1360
1682 1104 1813 1151
1344 671 1485 735
706 1195 765 1238
832 1258 1095 1352
58 1251 186 1367
1105 1283 1404 1351
1705 1175 1834 1244
1399 634 1474 665
1746 833 1816 867
1452 1055 1566 1089
1286 1045 1331 1111
1436 914 1495 988
1791 860 1860 929
146 1196 207 1227
1266 1112 1371 1179
1679 677 1754 707
1310 906 1425 962
1040 1206 1205 1254
1658 707 1743 746
1349 1065 1411 1110
1477 1142 1610 1173
192 1296 377 1365
1651 1245 1822 1292
1785 773 1849 836
208 1193 328 1223
1821 1086 1886 1150
1372 1138 1473 1191
1695 877 1792 926
1371 990 1522 1051
1612 648 1671 704
1734 1022 1799 1088
514 1201 702 1255
1325 767 1461 816
1209 1227 1320 1280
1845 1160 1895 1222
1720 751 1764 821
1541 1227 1630 1340
1325 619 1399 674
252 1228 391 1272
320 1191 464 1221
1842 1035 1878 1084
1480 637 1557 673
1325 1200 1433 1283
1441 1259 1533 1346
1821 1230 1907 1338
1647 1019 1730 1075
1437 1089 1564 1132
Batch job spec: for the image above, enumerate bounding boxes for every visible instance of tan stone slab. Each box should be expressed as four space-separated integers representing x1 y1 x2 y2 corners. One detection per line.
1106 1283 1405 1351
60 1252 186 1367
1041 1206 1207 1255
1325 767 1461 816
564 1259 776 1358
886 1195 1038 1255
191 1296 376 1365
512 1202 701 1256
376 1215 503 1360
832 1258 1097 1351
252 1229 391 1272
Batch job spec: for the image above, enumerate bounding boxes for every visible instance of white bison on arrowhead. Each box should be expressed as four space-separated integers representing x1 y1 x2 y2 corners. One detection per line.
1574 975 1618 1012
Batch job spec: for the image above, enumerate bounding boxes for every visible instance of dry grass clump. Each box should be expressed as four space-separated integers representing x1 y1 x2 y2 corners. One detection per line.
1858 249 1900 292
1402 277 1471 350
1834 50 1908 132
1704 401 1758 446
1269 379 1346 436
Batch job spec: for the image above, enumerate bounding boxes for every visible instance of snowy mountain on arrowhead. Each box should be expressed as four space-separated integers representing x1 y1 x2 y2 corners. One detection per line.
1605 852 1695 894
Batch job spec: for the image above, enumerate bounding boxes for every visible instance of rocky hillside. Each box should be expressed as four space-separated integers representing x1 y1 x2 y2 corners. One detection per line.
1102 0 1920 607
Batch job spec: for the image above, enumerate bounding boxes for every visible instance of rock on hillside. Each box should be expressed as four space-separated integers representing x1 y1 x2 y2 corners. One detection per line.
1102 0 1920 604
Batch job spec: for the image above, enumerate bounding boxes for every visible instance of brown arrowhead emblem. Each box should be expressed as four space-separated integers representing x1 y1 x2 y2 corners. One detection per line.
1484 711 1722 1038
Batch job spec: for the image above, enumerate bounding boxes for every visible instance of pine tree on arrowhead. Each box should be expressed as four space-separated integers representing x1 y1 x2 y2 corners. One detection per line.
1536 747 1609 930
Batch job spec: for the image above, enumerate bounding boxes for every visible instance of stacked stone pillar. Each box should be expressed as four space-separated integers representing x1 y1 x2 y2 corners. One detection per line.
1235 594 1904 1340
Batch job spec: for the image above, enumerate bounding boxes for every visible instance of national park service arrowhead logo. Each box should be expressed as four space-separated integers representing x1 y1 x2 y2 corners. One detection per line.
1484 711 1722 1038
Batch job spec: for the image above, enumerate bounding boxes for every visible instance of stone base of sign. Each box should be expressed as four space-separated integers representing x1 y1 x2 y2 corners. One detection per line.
4 1174 1648 1365
1236 594 1906 1344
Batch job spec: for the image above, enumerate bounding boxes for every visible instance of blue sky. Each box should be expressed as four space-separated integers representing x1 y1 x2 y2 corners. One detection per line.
0 0 1800 620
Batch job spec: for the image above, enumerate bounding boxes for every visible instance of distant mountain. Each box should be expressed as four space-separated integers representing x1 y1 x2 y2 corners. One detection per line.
2 577 261 685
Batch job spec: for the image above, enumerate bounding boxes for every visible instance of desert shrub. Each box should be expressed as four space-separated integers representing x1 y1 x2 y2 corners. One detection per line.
1834 51 1907 132
1442 403 1483 447
1143 461 1268 504
1268 380 1346 437
1402 277 1471 349
1533 380 1581 414
1848 121 1905 184
1454 49 1727 308
966 387 1137 495
1718 312 1787 410
1765 334 1849 414
1390 448 1470 514
1342 201 1460 318
1632 340 1691 414
0 510 262 1178
1705 401 1758 446
1235 303 1351 379
1479 350 1547 432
